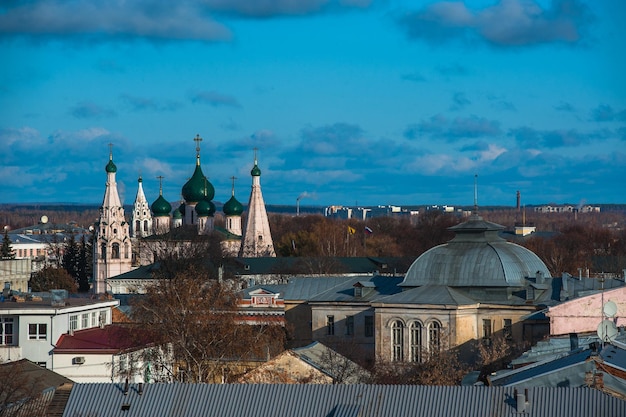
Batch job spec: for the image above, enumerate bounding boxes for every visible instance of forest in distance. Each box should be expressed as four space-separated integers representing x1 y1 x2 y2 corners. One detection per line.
1 203 625 278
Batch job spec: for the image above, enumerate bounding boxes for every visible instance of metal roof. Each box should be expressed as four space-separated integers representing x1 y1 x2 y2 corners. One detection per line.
402 214 551 288
62 384 626 417
376 285 477 306
308 276 403 303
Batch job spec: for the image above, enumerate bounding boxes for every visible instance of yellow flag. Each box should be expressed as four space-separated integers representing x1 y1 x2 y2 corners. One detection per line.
348 226 356 235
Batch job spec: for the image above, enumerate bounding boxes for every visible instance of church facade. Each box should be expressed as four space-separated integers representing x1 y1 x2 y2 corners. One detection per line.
92 136 276 294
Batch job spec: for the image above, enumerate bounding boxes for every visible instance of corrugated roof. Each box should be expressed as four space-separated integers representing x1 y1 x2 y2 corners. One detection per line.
54 325 152 354
62 384 626 417
308 276 403 303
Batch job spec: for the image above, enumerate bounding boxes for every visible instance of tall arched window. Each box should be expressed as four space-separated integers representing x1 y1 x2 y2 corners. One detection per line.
143 220 148 232
135 220 140 234
100 243 106 260
428 321 441 353
111 243 120 259
391 320 404 362
124 243 129 259
410 321 423 362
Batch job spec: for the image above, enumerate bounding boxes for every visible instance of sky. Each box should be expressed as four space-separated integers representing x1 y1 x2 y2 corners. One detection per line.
1 0 625 209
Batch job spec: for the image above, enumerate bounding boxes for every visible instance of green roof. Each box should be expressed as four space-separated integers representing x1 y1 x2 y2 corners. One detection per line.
151 195 171 216
223 195 243 216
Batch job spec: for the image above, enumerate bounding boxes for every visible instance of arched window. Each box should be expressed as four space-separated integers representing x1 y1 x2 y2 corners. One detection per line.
410 321 423 362
428 321 441 353
112 243 120 259
100 243 106 260
135 220 140 234
391 320 404 362
143 220 148 232
124 243 129 259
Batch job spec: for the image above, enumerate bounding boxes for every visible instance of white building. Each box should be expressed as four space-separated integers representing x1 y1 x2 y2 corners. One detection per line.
0 291 117 369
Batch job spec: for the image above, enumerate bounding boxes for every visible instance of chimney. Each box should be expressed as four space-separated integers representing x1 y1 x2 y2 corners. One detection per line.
535 271 544 284
515 389 528 413
124 378 129 395
138 382 143 395
516 191 521 211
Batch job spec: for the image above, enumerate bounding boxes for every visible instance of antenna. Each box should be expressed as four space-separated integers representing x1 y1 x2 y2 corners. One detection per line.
473 174 478 215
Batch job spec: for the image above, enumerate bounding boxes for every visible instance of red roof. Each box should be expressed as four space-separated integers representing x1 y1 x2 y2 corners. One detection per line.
54 325 153 354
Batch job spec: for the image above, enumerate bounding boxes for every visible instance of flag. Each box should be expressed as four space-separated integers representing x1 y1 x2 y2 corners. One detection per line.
364 226 373 235
348 226 356 235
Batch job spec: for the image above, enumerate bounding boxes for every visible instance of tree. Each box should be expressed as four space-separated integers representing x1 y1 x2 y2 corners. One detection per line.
76 234 92 292
30 266 77 293
131 265 285 383
1 229 15 260
62 233 79 280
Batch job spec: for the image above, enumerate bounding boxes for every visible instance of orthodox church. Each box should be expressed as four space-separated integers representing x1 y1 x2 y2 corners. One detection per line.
93 136 275 294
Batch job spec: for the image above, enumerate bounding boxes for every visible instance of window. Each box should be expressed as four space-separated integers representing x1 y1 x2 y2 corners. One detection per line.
124 243 129 259
101 243 106 260
82 314 89 329
503 319 513 340
354 287 362 297
112 243 120 259
345 316 354 336
326 315 335 335
70 315 78 331
91 312 97 327
28 323 47 340
143 220 148 232
483 319 492 341
99 310 108 326
410 321 423 362
0 317 15 345
428 321 441 352
364 315 374 337
135 220 140 233
391 320 404 362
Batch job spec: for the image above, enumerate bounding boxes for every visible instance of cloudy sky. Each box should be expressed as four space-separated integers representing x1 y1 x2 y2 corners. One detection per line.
1 0 624 208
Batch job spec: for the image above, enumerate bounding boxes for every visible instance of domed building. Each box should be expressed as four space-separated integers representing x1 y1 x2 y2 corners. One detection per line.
151 177 172 234
307 210 556 365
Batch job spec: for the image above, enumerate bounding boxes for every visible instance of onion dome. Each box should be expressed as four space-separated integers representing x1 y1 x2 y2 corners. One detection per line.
182 161 215 203
223 195 243 216
151 195 171 217
195 199 210 217
172 208 183 220
401 214 551 288
251 163 261 177
105 156 117 173
208 200 216 216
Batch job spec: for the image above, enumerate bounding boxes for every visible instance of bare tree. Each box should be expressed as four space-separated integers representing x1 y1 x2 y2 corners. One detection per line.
131 265 285 383
0 360 47 417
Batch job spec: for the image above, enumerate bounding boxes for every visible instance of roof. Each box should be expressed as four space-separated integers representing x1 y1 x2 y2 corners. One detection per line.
61 384 626 417
308 276 403 303
54 325 152 354
402 214 551 288
376 285 477 306
0 295 118 313
291 342 370 383
0 359 72 392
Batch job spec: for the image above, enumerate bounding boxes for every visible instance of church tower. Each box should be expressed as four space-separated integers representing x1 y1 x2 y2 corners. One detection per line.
151 176 172 234
131 176 152 238
240 150 275 257
93 146 133 294
181 134 215 227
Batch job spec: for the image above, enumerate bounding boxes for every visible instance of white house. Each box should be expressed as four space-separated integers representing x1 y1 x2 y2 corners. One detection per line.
0 291 117 371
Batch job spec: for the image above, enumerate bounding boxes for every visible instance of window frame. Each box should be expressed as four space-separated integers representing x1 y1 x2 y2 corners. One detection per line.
391 320 404 362
326 315 335 336
0 317 15 345
28 323 47 340
364 315 374 338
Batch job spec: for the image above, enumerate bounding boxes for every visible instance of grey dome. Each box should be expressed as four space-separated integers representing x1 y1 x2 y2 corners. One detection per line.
401 215 551 288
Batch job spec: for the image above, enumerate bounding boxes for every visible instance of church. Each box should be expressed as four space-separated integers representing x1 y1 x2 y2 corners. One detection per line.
92 135 276 294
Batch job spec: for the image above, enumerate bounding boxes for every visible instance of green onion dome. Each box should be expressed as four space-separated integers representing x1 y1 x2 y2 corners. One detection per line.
172 208 183 220
223 195 244 216
151 195 172 217
195 199 211 217
251 163 261 177
105 158 117 173
182 158 215 203
208 200 216 216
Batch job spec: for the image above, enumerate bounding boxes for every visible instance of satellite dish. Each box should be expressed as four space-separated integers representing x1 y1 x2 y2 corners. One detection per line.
597 319 618 343
603 301 618 318
40 215 48 224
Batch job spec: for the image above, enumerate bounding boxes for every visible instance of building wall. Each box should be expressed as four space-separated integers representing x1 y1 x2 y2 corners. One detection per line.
53 350 151 383
547 286 626 336
0 259 31 292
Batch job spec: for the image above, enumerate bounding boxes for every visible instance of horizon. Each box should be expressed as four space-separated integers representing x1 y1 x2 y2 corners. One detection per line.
2 1 625 207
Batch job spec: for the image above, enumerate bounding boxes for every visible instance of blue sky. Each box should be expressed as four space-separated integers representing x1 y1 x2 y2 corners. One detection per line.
1 0 625 208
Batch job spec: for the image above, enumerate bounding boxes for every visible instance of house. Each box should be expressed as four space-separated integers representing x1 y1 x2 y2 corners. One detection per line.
0 290 117 370
52 324 161 383
60 383 626 417
237 341 369 384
